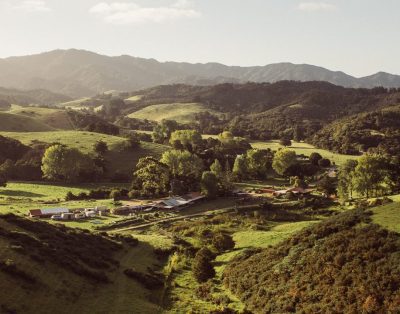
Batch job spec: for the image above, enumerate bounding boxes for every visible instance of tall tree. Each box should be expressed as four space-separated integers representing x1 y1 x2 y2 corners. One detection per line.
201 171 218 199
210 159 223 180
132 157 170 197
272 149 297 176
232 155 248 181
337 159 358 201
160 149 203 191
246 149 273 179
152 119 179 144
353 155 390 198
41 145 93 182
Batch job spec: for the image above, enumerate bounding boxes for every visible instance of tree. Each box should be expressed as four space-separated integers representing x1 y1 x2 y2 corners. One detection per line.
317 176 337 197
152 120 179 144
0 159 16 179
212 233 235 252
201 171 218 198
232 155 248 181
41 145 92 182
246 149 273 179
272 149 297 176
280 138 292 147
309 152 323 166
169 130 202 150
291 176 307 189
353 155 390 198
160 149 203 191
210 159 223 180
132 157 170 197
0 174 7 187
337 160 358 201
94 140 108 155
318 158 331 168
192 247 215 283
126 133 141 149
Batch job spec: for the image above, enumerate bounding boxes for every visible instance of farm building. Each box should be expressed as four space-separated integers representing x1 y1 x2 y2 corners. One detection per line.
154 192 206 210
29 208 69 218
274 187 314 197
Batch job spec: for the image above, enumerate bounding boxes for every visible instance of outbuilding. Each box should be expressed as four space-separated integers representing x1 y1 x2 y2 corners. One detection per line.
29 208 69 218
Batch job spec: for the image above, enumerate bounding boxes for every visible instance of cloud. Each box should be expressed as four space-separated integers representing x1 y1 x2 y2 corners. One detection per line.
11 0 51 12
89 1 201 24
298 2 336 12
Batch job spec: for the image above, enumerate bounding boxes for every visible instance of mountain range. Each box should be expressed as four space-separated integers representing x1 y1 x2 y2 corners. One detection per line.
0 49 399 98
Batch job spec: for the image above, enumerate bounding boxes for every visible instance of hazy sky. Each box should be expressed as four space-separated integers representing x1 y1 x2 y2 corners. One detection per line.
0 0 399 77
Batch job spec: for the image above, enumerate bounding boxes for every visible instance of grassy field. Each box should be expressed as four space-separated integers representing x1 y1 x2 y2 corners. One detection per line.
0 111 54 132
59 97 91 107
127 103 221 124
125 95 143 102
371 201 400 233
8 106 73 129
0 181 127 215
252 140 360 165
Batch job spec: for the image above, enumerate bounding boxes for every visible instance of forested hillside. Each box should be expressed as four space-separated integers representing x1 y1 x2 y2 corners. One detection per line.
311 106 400 154
224 209 400 313
125 82 400 141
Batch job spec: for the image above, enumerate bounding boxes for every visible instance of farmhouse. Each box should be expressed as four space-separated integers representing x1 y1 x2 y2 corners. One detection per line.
29 207 69 218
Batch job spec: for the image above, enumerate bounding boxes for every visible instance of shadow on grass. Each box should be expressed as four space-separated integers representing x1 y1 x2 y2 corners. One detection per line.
0 189 45 198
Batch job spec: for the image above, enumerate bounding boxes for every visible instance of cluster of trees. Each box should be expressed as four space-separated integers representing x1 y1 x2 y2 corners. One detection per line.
41 145 103 183
131 150 234 198
231 148 330 183
338 154 400 200
131 130 252 197
67 110 120 135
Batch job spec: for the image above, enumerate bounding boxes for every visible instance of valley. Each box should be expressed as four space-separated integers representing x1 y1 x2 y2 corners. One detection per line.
0 78 399 314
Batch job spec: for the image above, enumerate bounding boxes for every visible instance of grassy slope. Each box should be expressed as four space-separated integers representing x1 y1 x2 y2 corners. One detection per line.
252 140 360 165
371 200 400 233
8 106 74 130
0 217 164 314
0 112 54 132
0 130 170 174
128 103 220 124
59 97 91 107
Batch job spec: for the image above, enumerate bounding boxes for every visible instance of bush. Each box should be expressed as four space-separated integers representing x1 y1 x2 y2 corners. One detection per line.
192 247 216 283
212 233 235 252
318 158 331 168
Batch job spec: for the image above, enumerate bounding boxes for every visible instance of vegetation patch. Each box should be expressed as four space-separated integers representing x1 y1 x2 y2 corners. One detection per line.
224 209 400 313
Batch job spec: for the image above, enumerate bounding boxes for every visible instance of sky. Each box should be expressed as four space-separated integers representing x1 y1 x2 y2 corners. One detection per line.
0 0 399 77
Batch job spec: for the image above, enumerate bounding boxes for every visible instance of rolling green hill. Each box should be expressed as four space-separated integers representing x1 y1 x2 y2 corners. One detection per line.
0 112 54 132
0 131 170 175
7 106 74 130
127 103 220 124
0 214 165 313
251 140 359 165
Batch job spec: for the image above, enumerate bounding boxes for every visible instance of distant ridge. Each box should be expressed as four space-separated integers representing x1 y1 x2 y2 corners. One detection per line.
0 49 399 97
